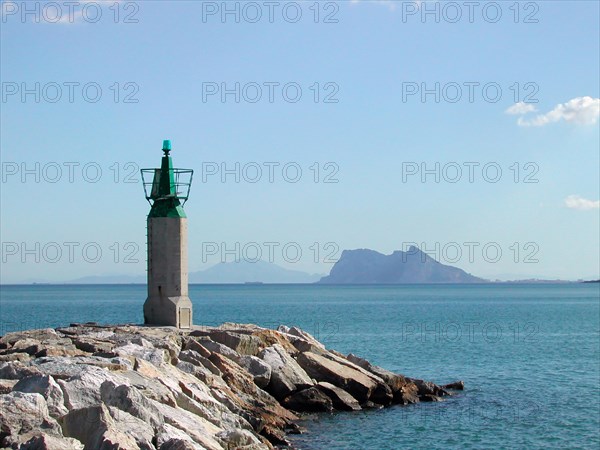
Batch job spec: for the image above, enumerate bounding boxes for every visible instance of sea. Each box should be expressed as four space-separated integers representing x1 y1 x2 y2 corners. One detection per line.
1 283 599 449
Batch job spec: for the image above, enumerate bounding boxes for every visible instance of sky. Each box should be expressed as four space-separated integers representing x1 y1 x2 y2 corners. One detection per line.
1 0 599 283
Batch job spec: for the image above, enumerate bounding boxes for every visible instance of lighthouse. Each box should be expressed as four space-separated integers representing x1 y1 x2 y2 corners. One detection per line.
141 140 194 328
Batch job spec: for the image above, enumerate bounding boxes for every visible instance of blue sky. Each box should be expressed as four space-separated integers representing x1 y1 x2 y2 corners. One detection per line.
1 0 599 283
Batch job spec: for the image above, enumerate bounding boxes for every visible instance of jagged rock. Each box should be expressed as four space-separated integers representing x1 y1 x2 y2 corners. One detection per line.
252 329 297 354
0 361 42 379
160 439 204 450
317 352 393 405
100 380 164 429
443 380 465 390
283 387 333 412
216 429 266 450
0 352 31 362
60 404 141 450
107 406 155 449
21 433 84 450
197 338 240 361
0 379 17 393
13 375 69 418
0 392 62 446
258 345 313 400
316 382 361 411
151 400 224 450
156 424 204 449
57 366 131 410
237 355 272 389
347 353 419 404
31 356 132 379
182 338 212 358
0 329 61 347
115 342 168 366
296 351 383 403
408 378 450 398
178 350 222 377
72 337 114 354
0 323 460 449
119 368 178 408
209 331 263 356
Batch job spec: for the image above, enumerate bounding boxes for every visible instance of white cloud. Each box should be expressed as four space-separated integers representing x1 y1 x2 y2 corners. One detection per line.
564 195 600 211
517 96 600 127
505 102 537 115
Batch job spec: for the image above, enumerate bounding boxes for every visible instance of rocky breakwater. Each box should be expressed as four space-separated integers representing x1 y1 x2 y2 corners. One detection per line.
0 323 463 449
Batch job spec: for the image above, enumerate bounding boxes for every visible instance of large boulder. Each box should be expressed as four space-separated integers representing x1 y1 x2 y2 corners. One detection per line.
316 382 361 411
282 387 333 412
0 392 62 446
347 353 419 404
13 375 69 418
57 366 131 410
208 331 263 356
258 345 313 400
237 355 272 389
100 380 165 430
296 351 380 403
60 404 141 450
21 433 84 450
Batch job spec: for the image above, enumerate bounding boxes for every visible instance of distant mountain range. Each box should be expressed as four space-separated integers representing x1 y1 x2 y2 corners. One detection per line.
318 247 485 284
189 260 322 284
14 248 593 285
59 260 322 284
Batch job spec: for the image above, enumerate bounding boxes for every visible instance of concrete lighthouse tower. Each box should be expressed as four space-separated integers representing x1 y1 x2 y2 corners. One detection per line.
141 140 194 328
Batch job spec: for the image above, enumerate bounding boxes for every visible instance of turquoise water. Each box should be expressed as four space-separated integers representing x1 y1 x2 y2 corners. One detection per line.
1 284 599 449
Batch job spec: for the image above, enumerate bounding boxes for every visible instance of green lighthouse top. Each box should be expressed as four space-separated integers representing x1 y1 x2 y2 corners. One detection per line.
141 140 194 218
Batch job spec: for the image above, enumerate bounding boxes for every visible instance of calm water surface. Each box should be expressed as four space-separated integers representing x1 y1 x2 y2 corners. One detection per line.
1 284 598 449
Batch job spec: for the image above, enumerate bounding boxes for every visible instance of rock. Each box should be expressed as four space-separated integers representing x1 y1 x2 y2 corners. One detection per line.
296 351 379 403
107 406 155 449
151 400 224 450
347 353 419 404
160 439 204 450
178 350 222 377
0 378 17 394
13 375 69 418
156 423 204 449
0 352 31 362
0 392 62 446
316 382 361 411
0 323 459 449
100 380 164 430
72 337 114 354
442 380 465 391
196 338 240 361
252 329 297 354
283 387 333 412
0 361 42 379
258 345 313 400
21 433 84 450
0 329 61 347
57 366 131 410
237 355 272 389
315 352 393 405
60 404 141 450
408 378 450 398
209 331 263 356
115 342 168 366
216 429 266 450
182 338 211 358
